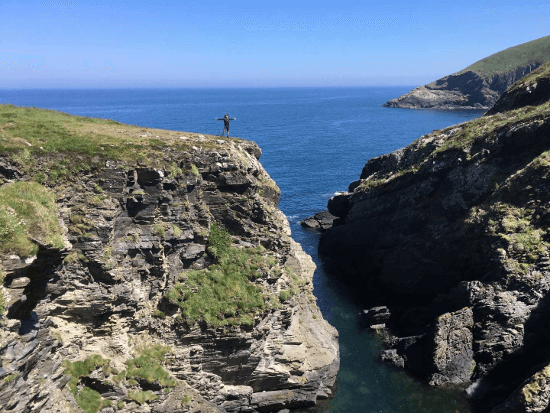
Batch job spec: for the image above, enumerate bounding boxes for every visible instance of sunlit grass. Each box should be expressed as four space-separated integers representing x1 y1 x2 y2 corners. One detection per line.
460 35 550 78
0 181 64 256
167 223 282 326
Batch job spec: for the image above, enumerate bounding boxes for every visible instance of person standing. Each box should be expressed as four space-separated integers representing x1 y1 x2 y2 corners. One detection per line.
216 114 236 137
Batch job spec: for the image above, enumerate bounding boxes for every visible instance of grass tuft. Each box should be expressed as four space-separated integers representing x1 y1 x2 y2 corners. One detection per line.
167 224 278 326
128 390 158 405
0 181 64 256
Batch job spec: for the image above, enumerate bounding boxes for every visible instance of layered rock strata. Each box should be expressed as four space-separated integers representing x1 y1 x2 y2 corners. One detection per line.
383 65 539 110
0 126 339 412
320 63 550 411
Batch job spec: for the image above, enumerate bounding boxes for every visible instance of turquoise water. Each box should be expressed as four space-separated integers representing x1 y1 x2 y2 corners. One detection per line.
0 88 483 412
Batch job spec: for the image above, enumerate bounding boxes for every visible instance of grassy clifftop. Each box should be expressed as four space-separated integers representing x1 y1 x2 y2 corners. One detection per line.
461 35 550 78
384 35 550 109
0 104 235 169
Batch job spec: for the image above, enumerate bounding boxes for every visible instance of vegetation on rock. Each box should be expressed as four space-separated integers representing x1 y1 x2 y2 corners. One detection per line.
383 35 550 109
167 223 283 326
0 104 234 172
125 345 176 388
0 103 339 413
322 59 550 412
63 346 176 412
461 35 550 78
0 181 64 256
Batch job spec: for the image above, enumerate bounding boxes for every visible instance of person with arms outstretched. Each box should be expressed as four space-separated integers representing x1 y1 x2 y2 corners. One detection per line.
216 114 236 137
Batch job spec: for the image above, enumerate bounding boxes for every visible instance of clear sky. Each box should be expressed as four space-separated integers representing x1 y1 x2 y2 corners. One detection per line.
1 0 549 88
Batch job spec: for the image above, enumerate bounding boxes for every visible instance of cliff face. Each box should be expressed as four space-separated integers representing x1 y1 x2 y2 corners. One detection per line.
320 63 550 411
0 118 339 412
383 64 539 110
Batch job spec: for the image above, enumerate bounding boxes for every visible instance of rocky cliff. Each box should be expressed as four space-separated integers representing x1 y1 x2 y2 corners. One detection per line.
320 63 550 412
383 34 550 110
0 110 339 413
383 64 539 110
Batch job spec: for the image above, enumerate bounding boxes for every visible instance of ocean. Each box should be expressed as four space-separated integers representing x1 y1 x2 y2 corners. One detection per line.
0 87 484 412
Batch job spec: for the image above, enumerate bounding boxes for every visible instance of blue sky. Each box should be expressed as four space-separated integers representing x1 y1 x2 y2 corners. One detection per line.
1 0 549 88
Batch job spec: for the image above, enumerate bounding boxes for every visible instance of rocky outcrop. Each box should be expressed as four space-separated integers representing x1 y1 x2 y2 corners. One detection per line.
0 127 339 412
319 63 550 411
383 65 539 110
299 211 337 232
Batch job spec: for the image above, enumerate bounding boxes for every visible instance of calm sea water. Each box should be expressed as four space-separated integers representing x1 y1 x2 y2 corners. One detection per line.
0 88 484 412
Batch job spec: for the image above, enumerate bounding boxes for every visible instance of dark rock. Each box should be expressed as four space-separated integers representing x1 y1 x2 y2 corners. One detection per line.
487 66 550 115
299 211 338 231
319 64 550 410
362 306 391 327
327 193 351 218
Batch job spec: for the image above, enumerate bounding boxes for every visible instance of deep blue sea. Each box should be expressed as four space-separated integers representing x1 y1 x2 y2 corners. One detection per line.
0 88 484 412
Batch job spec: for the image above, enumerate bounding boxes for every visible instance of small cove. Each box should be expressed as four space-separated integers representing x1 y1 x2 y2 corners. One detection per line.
1 87 484 412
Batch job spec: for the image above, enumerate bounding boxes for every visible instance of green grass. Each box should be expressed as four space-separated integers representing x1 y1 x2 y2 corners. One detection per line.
152 310 166 319
172 224 182 237
0 181 65 256
167 223 281 326
153 224 165 239
460 35 550 78
63 348 175 410
490 203 549 262
62 355 114 413
128 390 158 405
168 162 183 179
508 61 550 92
75 387 112 413
63 355 111 395
4 374 16 383
125 345 175 388
0 104 232 173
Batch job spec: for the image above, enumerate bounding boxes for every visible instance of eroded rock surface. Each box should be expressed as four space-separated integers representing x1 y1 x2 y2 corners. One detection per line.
320 63 550 411
0 134 339 412
383 65 539 110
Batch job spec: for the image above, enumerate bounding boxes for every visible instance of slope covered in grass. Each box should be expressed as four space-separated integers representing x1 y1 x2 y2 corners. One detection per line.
462 35 550 78
383 35 550 109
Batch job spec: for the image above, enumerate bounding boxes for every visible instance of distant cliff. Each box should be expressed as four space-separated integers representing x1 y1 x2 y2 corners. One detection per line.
384 35 550 110
0 109 339 412
321 63 550 412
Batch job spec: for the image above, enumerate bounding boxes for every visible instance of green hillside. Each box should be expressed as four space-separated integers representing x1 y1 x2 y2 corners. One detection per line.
460 35 550 78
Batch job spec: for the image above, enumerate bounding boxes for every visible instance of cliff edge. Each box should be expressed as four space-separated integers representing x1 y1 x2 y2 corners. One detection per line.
321 63 550 412
383 35 550 110
0 109 339 412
